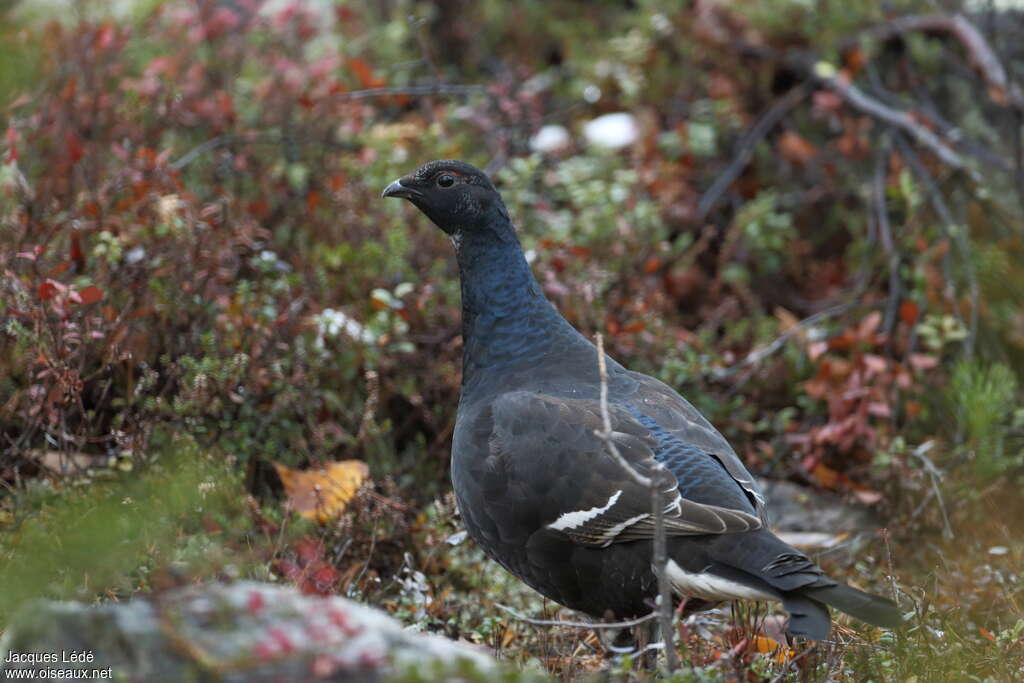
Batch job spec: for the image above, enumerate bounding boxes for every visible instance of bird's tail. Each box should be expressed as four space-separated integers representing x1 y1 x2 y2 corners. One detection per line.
802 583 904 630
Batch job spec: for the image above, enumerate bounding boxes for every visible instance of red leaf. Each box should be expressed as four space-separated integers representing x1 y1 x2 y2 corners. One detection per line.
275 558 302 582
96 23 116 51
308 565 340 594
622 321 646 333
306 189 321 211
979 626 996 643
78 285 104 304
38 280 65 301
70 231 85 269
899 300 920 325
294 536 323 565
48 261 71 277
66 131 84 164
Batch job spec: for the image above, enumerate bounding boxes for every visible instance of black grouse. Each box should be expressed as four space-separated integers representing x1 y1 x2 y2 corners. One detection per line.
382 159 902 640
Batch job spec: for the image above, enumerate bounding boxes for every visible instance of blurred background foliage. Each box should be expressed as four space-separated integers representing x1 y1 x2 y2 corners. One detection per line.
1 0 1023 679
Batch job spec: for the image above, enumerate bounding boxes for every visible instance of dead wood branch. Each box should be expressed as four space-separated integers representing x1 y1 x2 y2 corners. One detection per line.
852 13 1024 112
594 334 678 673
813 66 965 170
696 84 811 222
494 603 657 630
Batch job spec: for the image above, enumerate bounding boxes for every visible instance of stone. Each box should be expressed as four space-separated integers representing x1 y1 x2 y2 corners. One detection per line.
0 581 496 682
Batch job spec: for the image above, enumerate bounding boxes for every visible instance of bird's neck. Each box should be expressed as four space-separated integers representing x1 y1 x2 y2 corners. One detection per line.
452 217 587 387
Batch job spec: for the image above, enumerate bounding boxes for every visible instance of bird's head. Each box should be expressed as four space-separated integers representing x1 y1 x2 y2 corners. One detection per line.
381 160 507 236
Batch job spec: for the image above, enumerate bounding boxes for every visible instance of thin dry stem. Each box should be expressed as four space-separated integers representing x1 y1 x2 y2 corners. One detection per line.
594 333 678 673
494 603 657 630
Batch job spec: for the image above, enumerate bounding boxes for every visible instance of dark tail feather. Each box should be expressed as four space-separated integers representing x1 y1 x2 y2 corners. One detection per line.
803 583 904 629
782 594 831 641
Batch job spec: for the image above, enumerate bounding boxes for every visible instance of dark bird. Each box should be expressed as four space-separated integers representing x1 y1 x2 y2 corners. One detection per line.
382 159 902 640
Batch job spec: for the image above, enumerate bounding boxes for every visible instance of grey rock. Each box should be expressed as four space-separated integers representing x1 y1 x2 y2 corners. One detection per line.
761 479 881 534
0 581 496 682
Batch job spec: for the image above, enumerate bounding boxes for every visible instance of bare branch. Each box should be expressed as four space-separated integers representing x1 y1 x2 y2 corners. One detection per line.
853 13 1024 112
814 68 965 170
493 603 657 629
593 334 678 673
873 133 903 336
712 302 855 378
696 84 811 222
908 441 954 539
331 83 485 102
593 333 651 488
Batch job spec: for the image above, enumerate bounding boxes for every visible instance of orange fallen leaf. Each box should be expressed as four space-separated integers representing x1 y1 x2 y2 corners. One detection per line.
778 131 817 165
753 634 795 663
275 460 370 522
810 462 840 488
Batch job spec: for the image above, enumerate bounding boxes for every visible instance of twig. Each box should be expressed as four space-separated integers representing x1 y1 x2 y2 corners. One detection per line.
909 441 954 539
593 335 650 489
851 13 1024 112
332 83 484 102
170 133 275 170
696 84 811 222
873 132 903 336
814 66 965 170
494 603 657 629
712 302 855 378
594 334 678 673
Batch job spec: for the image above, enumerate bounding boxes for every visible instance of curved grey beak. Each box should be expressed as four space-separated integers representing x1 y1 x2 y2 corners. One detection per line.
381 178 418 200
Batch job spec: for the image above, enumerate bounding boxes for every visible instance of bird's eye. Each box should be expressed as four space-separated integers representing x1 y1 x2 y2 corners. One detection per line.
437 173 456 188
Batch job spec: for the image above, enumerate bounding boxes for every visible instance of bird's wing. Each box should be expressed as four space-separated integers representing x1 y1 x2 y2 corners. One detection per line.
623 372 769 523
485 391 762 548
